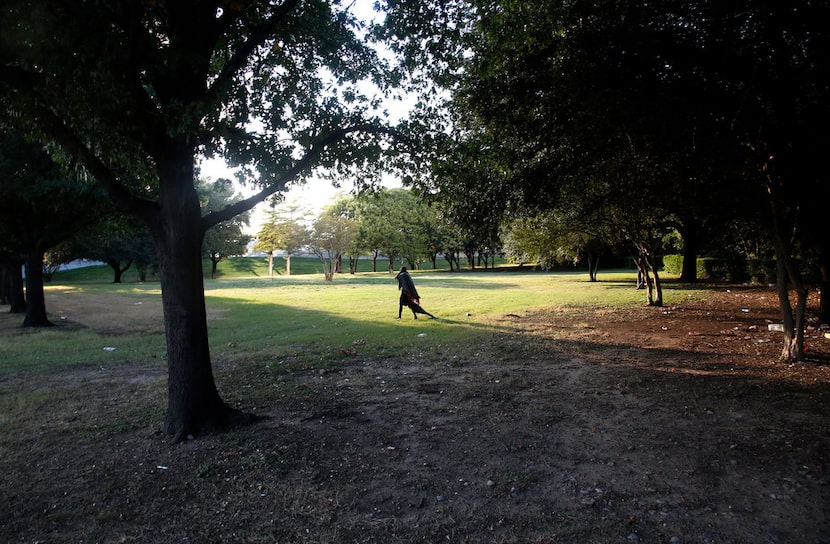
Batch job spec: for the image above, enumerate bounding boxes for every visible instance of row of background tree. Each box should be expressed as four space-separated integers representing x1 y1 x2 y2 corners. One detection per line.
390 0 829 361
3 140 781 318
0 136 252 326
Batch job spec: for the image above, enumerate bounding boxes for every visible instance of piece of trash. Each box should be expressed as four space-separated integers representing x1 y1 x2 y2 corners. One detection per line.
156 465 168 470
103 346 116 351
416 333 427 338
768 324 783 332
661 326 668 331
741 308 750 313
824 332 830 340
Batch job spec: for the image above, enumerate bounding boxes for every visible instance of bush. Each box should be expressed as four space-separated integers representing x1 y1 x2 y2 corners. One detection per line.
747 258 776 284
664 254 749 281
700 258 748 282
663 254 683 275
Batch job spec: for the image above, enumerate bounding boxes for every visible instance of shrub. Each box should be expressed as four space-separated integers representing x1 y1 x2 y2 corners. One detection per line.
664 254 749 281
663 254 683 275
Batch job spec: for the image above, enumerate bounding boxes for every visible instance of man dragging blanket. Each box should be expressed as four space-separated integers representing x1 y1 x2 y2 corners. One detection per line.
394 266 436 319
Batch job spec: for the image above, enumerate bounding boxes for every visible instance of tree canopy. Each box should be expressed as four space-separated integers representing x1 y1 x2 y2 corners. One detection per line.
0 0 415 440
199 178 251 279
0 130 110 325
412 0 830 359
254 210 310 276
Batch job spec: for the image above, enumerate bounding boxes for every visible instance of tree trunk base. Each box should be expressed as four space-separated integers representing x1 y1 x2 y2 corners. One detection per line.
22 317 54 328
166 403 257 443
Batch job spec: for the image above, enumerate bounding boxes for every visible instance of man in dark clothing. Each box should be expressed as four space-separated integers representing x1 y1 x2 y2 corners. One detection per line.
395 266 436 319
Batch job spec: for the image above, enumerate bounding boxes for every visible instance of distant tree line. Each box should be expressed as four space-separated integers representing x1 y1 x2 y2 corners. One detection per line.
0 136 251 325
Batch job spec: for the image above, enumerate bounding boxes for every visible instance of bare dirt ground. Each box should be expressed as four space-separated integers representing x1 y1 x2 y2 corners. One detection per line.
1 285 829 543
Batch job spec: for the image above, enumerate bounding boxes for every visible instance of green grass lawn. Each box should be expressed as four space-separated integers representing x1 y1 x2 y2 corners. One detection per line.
2 259 697 376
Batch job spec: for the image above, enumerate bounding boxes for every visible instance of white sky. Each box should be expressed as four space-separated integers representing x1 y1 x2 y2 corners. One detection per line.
199 158 402 234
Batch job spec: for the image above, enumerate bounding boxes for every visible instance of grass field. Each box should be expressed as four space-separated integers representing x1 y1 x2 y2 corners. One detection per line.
1 258 676 375
3 260 829 543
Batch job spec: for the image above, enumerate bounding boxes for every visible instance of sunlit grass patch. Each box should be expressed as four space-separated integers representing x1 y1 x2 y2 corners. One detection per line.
2 267 710 377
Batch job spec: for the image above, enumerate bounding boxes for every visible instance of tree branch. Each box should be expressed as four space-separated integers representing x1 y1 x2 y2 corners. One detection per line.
205 0 300 105
202 122 399 230
0 67 158 222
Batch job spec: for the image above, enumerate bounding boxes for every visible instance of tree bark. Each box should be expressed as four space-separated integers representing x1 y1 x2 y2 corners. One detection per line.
107 259 132 283
817 246 830 324
586 251 599 282
774 250 808 361
679 223 700 282
0 262 9 305
152 164 251 442
22 250 52 327
633 255 648 290
768 193 807 362
2 260 26 313
646 255 664 307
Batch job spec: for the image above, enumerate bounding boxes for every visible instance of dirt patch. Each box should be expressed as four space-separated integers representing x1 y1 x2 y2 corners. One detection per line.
1 285 829 543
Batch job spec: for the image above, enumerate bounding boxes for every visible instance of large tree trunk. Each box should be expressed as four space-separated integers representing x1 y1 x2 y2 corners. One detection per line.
678 219 701 282
633 255 648 290
817 246 830 324
2 260 26 313
646 255 664 307
769 193 807 362
586 250 599 282
107 259 132 283
774 250 808 361
22 250 52 327
152 165 251 442
0 261 9 305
